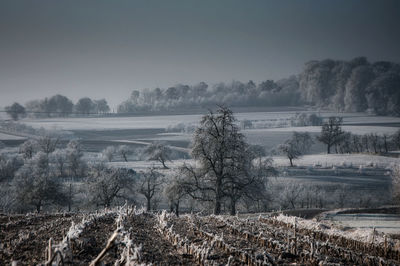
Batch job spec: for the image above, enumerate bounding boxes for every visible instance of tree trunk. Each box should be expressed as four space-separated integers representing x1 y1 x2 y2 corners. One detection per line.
384 137 388 153
214 178 222 215
289 158 293 167
327 144 331 154
36 201 41 213
123 154 128 162
146 197 151 212
175 201 180 217
161 160 168 169
230 200 236 215
214 198 221 215
68 183 72 212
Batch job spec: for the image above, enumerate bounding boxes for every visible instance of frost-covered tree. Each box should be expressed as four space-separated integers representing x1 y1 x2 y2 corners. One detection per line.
36 135 59 155
14 152 67 213
366 71 400 116
138 167 164 211
143 142 172 169
392 129 400 150
391 165 400 205
179 106 275 215
102 146 116 162
240 119 253 129
75 97 94 115
317 117 345 154
118 145 131 162
279 132 314 166
344 65 375 112
164 174 186 216
93 99 110 114
87 164 135 207
0 154 23 182
48 94 74 117
66 140 86 178
5 102 26 121
51 149 68 178
19 139 37 159
280 183 304 209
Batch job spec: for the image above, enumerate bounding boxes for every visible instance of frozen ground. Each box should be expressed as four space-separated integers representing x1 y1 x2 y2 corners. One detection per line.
21 111 400 131
0 132 26 140
325 213 400 234
108 153 398 171
249 125 400 135
273 153 400 168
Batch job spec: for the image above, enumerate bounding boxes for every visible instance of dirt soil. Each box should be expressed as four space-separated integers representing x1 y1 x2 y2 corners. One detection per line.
1 211 399 265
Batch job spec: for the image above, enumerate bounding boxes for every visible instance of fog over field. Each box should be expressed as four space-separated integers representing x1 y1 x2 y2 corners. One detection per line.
1 1 400 265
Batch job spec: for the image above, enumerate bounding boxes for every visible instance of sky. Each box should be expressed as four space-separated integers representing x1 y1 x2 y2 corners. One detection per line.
1 0 399 110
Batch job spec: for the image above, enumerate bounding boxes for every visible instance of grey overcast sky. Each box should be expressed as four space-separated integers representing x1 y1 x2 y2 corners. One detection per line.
1 0 399 109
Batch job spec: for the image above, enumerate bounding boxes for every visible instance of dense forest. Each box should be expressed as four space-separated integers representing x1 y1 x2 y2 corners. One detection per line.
118 57 400 115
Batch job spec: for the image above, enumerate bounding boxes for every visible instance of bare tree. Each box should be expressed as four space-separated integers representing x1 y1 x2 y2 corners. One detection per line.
392 130 400 150
13 152 67 213
118 145 131 162
138 167 164 211
164 174 186 216
240 119 253 129
51 149 68 178
334 185 349 208
280 183 303 209
368 133 379 153
143 142 172 168
19 139 37 159
382 134 389 153
87 164 135 207
102 146 116 162
36 136 59 155
392 165 400 205
5 102 26 121
0 154 23 182
351 134 361 153
279 132 313 166
361 134 370 153
93 99 110 114
179 106 275 215
75 97 94 115
317 117 345 154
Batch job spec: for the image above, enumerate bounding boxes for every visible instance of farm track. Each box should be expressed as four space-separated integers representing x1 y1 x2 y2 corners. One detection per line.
0 213 81 265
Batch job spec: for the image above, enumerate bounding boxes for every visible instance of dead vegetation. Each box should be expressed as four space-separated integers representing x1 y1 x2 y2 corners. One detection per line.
0 208 399 265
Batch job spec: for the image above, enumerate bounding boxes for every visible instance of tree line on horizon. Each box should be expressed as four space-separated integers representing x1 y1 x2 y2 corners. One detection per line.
4 95 110 120
118 57 400 116
4 57 400 120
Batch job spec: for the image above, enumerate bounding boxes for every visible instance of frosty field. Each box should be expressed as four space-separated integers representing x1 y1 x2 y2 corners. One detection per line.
14 111 400 156
1 207 399 265
327 213 400 234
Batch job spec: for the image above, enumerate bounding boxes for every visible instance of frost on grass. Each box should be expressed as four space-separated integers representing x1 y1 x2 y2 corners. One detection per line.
274 213 399 247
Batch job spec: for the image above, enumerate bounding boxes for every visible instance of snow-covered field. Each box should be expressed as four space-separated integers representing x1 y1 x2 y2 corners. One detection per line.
21 111 400 131
0 132 26 140
273 154 400 168
248 125 400 135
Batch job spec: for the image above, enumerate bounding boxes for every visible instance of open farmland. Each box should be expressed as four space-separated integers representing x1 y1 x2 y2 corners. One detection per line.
1 207 400 265
8 111 399 155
